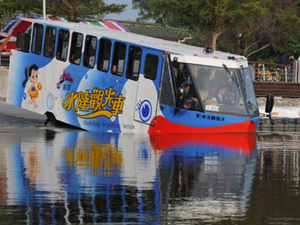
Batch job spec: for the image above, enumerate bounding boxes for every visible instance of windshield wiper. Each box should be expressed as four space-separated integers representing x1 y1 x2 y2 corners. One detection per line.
222 63 229 73
223 64 238 86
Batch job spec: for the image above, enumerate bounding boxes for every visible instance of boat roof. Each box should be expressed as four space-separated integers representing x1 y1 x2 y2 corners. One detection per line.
23 18 247 63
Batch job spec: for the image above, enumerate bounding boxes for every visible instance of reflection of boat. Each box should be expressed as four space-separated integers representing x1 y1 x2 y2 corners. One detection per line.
1 129 257 224
150 132 256 155
152 133 257 222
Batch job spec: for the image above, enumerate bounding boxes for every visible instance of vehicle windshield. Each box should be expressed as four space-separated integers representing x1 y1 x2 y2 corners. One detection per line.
186 64 249 116
239 67 259 117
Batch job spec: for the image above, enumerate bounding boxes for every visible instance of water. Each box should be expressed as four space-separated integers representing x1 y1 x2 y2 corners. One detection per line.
0 124 300 224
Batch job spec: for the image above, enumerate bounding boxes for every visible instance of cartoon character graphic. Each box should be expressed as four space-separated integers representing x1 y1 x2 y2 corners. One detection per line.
27 64 43 108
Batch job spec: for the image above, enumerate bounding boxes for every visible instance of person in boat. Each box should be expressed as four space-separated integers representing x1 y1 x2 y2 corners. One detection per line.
176 63 188 88
112 65 118 74
210 85 231 105
44 45 54 57
182 83 198 109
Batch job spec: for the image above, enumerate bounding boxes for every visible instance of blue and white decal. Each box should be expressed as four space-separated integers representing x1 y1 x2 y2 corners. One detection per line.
137 100 152 122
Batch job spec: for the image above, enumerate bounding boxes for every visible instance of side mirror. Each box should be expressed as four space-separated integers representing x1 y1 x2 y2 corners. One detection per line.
16 32 30 52
265 94 274 113
174 87 186 114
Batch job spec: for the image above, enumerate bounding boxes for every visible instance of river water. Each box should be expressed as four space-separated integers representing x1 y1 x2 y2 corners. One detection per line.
0 109 300 224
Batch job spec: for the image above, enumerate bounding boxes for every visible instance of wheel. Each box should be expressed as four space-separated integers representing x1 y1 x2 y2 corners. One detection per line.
256 72 262 81
265 71 273 81
273 72 281 82
44 115 58 127
45 119 56 127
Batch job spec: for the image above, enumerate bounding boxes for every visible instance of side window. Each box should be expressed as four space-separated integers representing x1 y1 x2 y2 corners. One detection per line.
97 38 111 72
126 45 142 81
111 42 126 76
69 32 83 65
43 26 56 58
83 35 97 68
56 29 69 61
144 54 159 80
31 23 44 55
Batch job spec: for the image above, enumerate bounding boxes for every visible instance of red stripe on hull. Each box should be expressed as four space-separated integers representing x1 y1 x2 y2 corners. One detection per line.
148 115 256 134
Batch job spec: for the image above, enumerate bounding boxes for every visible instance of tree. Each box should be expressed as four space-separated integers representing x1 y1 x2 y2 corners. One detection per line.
239 0 300 60
269 0 300 55
0 0 126 22
232 0 272 58
47 0 126 22
133 0 266 50
0 0 34 17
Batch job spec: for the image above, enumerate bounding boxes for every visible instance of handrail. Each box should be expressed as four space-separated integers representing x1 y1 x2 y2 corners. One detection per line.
248 61 296 82
248 61 290 68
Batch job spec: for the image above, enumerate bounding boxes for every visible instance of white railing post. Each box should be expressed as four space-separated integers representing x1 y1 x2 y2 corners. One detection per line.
285 66 287 82
43 0 46 20
297 61 300 82
292 60 297 82
262 64 266 81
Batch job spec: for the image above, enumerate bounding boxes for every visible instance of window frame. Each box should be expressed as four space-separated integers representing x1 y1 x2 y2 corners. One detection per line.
144 53 159 80
97 38 112 72
43 26 56 58
83 35 98 69
31 23 44 55
69 31 84 65
56 29 70 62
126 45 142 81
111 41 127 76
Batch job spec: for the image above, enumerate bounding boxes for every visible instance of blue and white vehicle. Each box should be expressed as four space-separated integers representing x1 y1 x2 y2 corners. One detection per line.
7 19 262 133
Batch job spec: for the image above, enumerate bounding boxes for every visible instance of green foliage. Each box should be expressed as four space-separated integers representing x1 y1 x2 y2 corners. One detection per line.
48 0 126 21
133 0 266 51
0 0 36 17
133 0 300 61
0 0 126 22
1 0 300 62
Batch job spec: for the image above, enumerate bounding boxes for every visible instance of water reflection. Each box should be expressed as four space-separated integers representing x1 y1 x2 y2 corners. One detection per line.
0 129 257 224
249 132 300 225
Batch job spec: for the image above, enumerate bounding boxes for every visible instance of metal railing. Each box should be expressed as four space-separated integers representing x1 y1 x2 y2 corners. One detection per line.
248 61 300 82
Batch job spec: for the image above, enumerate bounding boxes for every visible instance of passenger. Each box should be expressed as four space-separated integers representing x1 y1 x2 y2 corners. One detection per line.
70 54 75 63
44 45 53 57
210 86 229 105
176 63 188 88
182 83 198 109
98 63 103 70
84 55 89 67
112 65 117 74
56 51 61 60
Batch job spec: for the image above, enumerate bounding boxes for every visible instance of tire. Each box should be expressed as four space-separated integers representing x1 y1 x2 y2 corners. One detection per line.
273 73 281 82
266 72 273 81
44 115 58 127
256 73 262 81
